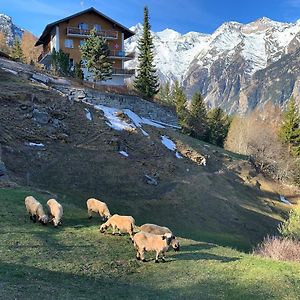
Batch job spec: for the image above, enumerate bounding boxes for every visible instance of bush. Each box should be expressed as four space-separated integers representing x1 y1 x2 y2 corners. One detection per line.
253 236 300 262
278 203 300 239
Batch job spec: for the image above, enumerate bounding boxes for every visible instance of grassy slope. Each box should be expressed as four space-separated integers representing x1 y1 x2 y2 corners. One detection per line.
0 68 296 251
1 187 300 300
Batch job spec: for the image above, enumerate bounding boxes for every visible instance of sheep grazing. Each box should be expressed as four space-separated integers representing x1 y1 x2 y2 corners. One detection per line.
99 214 135 241
86 198 111 221
139 223 172 235
133 232 180 263
24 196 48 225
47 198 63 228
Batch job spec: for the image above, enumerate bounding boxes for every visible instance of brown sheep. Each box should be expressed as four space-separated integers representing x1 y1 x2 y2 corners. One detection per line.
139 223 172 235
87 198 111 221
25 196 48 225
99 214 135 241
47 198 63 228
133 232 180 263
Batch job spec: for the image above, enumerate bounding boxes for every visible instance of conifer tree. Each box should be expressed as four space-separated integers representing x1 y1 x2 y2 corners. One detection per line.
80 29 112 83
134 6 159 98
186 91 208 139
50 49 70 76
11 38 24 62
159 81 173 106
173 81 188 130
207 107 231 147
279 97 300 156
74 62 84 80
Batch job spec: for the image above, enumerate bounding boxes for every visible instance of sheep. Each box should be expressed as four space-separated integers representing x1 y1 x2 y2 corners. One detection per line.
133 232 180 263
47 198 63 228
86 198 111 221
24 196 48 225
99 214 135 241
139 223 172 235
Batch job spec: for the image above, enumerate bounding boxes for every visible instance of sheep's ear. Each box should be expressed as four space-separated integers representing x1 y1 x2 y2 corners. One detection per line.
171 235 175 239
162 235 166 240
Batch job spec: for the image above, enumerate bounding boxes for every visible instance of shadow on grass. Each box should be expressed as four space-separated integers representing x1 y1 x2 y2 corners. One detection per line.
172 243 240 263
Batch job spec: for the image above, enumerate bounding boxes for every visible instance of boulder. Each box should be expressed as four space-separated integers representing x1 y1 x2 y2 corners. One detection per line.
33 109 50 124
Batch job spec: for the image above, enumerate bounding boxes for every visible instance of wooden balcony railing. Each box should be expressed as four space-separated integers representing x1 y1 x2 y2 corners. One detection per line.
67 27 118 39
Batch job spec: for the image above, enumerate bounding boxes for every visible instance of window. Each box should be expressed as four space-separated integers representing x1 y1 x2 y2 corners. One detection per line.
94 24 101 32
64 39 74 48
78 23 89 30
79 40 86 47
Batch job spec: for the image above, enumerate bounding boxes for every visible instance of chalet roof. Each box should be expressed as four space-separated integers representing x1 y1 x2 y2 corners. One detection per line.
35 7 135 46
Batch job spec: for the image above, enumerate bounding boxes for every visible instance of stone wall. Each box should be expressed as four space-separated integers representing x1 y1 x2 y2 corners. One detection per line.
54 85 178 126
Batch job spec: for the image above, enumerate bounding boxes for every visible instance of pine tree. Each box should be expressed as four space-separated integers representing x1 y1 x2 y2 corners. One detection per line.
50 49 70 76
173 81 188 130
159 81 173 106
11 38 24 62
80 29 112 84
134 6 159 98
187 91 208 139
207 107 231 147
74 62 84 80
279 97 300 156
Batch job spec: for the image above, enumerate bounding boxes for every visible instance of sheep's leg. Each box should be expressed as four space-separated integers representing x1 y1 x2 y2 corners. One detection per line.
129 230 134 242
155 250 161 263
88 209 92 219
140 248 146 262
161 251 167 262
31 214 37 223
112 225 116 235
135 246 141 260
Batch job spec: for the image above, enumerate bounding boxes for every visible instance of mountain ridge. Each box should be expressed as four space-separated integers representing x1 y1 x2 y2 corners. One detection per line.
125 17 300 113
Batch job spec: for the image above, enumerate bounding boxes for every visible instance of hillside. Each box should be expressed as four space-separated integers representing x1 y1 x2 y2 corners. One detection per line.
1 187 300 300
0 58 299 251
125 18 300 113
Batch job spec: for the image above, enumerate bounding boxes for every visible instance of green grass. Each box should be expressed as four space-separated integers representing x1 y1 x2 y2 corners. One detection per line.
1 187 300 299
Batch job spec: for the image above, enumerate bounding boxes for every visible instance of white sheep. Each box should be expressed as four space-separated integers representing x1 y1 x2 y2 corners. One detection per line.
47 198 63 228
24 196 48 225
139 223 172 235
133 232 180 263
87 198 111 221
99 214 135 241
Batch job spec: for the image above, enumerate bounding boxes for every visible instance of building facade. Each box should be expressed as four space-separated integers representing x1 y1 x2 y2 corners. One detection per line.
35 7 135 85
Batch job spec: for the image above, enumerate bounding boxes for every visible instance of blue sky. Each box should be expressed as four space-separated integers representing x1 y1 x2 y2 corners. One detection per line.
1 0 300 36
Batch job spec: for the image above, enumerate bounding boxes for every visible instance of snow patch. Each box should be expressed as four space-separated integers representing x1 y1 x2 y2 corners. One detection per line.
119 151 129 157
161 135 182 159
1 67 18 75
27 142 45 147
280 195 292 205
85 108 92 121
94 105 135 131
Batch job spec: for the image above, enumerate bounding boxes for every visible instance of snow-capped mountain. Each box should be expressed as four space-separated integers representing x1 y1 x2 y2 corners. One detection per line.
0 14 23 46
125 18 300 114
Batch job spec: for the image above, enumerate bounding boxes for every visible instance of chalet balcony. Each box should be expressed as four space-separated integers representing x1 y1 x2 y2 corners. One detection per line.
112 68 135 76
108 50 135 60
38 50 52 65
66 27 118 39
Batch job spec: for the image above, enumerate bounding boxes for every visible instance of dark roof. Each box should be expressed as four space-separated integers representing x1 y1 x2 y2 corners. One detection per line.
35 7 135 46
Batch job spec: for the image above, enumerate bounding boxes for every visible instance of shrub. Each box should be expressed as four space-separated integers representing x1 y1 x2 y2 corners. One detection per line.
278 203 300 240
253 236 300 262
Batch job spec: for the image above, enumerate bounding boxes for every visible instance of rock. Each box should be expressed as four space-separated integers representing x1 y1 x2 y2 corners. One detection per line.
32 73 50 84
33 109 50 124
144 174 158 186
74 90 86 100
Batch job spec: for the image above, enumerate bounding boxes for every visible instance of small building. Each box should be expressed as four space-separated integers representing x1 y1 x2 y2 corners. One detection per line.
35 7 135 86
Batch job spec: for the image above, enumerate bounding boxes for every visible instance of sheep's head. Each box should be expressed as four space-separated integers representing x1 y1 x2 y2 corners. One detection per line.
39 215 49 225
105 213 112 220
100 223 108 232
162 233 173 245
171 237 180 252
